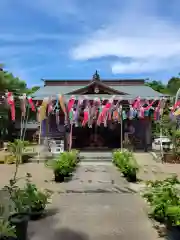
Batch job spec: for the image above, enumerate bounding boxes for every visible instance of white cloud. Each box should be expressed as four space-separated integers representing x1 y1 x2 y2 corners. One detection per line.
70 0 180 74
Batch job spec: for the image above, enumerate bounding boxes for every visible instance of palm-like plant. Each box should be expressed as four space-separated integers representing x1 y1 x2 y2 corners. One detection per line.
7 139 29 164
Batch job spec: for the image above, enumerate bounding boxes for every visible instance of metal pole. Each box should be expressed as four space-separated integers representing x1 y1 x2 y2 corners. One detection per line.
120 105 123 151
120 115 123 151
37 121 42 163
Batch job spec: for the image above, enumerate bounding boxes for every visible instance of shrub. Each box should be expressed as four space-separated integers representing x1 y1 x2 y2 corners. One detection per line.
143 176 180 225
23 174 52 213
113 149 139 182
46 150 79 182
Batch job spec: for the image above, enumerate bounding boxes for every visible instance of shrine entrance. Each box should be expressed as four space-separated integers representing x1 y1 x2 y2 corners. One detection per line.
72 123 122 150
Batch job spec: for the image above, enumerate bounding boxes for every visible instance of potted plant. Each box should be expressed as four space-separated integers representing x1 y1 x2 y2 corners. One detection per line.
0 205 16 240
24 174 52 220
46 151 77 182
0 219 16 240
3 179 29 240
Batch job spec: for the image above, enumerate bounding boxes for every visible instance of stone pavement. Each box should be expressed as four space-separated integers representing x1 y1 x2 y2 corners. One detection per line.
26 162 159 240
134 152 180 181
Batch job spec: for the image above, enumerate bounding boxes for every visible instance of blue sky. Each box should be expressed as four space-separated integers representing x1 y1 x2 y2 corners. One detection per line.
1 0 180 87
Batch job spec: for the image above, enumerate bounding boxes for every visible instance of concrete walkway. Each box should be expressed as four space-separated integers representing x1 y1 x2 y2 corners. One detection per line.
28 162 159 240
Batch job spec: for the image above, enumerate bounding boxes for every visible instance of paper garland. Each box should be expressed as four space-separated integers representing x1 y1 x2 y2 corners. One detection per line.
3 94 172 127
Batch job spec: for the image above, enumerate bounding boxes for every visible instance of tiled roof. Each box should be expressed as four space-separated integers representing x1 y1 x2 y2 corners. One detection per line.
32 84 166 100
32 85 85 97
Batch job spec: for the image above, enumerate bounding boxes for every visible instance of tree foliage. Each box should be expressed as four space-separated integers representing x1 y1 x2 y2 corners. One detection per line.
26 86 40 95
0 68 27 94
146 77 180 96
0 67 40 96
167 77 180 95
146 80 168 94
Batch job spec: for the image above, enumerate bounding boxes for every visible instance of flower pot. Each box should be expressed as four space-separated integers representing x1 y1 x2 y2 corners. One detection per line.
163 153 175 163
127 173 137 182
30 207 45 220
54 172 64 182
9 213 29 240
0 237 16 240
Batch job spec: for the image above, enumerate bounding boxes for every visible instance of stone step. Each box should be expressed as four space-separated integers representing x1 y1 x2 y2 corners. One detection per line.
81 158 112 162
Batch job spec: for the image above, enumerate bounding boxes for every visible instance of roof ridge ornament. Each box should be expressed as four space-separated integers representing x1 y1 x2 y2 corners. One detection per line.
92 70 100 81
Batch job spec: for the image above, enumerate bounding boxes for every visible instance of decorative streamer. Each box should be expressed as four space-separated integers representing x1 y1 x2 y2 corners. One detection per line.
132 96 141 109
138 106 145 118
19 94 27 139
128 105 134 120
111 98 121 123
122 110 127 120
19 93 27 117
117 105 122 123
133 109 137 118
68 96 76 125
47 97 53 115
74 97 83 127
41 119 47 137
6 92 15 121
39 97 49 122
88 98 96 127
58 95 66 115
174 107 180 116
87 101 93 128
97 96 115 125
58 94 68 125
171 101 180 113
94 98 101 122
112 109 118 122
143 100 157 111
56 110 60 126
22 104 30 141
169 111 176 121
69 109 74 124
97 103 104 126
68 95 76 113
154 100 161 121
82 106 89 126
101 96 115 119
36 106 40 122
144 110 149 117
27 96 35 112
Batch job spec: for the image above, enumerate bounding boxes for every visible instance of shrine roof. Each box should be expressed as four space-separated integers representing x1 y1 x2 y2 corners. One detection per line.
32 84 167 100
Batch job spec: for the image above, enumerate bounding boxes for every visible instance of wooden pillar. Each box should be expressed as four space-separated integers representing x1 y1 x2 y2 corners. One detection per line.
143 118 148 152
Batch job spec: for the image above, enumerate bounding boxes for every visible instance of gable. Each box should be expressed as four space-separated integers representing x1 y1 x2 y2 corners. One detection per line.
67 80 129 95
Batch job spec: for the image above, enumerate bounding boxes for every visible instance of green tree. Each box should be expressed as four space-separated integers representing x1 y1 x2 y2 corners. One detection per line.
26 86 40 95
0 67 27 94
145 80 168 94
167 77 180 95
